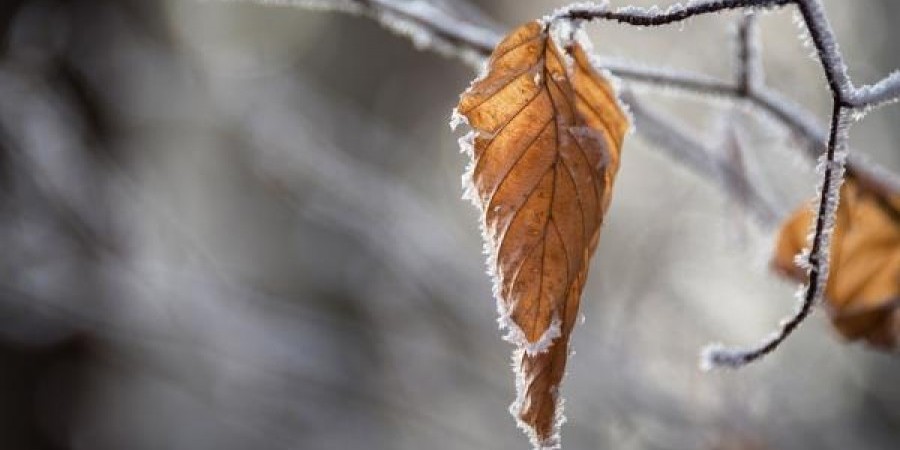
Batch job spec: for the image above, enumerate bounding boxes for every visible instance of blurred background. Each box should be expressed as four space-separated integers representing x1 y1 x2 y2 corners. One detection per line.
1 0 899 449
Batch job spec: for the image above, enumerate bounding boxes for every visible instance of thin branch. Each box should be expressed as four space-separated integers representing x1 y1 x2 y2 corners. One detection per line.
703 103 849 368
850 71 900 109
556 0 792 25
793 0 851 102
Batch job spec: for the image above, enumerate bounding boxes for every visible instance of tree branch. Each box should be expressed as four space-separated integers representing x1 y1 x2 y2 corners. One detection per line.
850 71 900 109
555 0 792 25
703 103 850 368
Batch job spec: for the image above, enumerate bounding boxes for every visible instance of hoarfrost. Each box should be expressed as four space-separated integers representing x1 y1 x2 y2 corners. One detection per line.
458 130 477 201
791 11 812 47
851 70 900 108
806 109 851 292
543 1 608 24
499 312 563 356
793 248 812 272
612 1 705 21
795 1 852 96
849 108 867 122
699 342 726 371
449 107 467 131
547 19 577 72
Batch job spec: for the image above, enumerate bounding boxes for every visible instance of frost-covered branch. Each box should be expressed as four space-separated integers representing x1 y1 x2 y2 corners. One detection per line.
849 71 900 109
552 0 791 25
702 103 849 368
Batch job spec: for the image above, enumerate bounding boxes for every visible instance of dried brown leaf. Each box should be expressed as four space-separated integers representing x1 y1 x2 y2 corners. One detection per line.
773 181 900 348
455 20 628 449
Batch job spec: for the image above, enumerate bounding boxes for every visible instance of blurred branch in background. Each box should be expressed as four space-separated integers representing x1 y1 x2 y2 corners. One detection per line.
621 89 782 226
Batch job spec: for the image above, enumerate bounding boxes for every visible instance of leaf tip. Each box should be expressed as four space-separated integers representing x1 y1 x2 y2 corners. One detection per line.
509 349 567 450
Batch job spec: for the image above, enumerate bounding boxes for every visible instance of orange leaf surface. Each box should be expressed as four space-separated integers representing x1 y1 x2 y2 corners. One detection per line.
773 181 900 348
454 20 628 448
